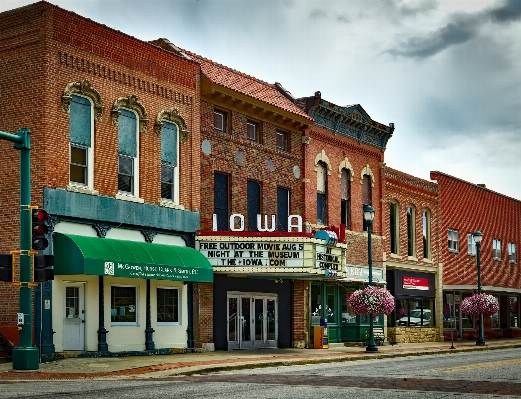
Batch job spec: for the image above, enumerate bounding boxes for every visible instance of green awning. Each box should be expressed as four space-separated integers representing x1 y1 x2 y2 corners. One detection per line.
54 233 213 283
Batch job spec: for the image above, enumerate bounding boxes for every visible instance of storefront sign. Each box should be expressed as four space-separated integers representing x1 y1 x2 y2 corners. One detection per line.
343 264 384 282
199 241 313 267
316 245 342 271
213 213 303 232
402 276 429 290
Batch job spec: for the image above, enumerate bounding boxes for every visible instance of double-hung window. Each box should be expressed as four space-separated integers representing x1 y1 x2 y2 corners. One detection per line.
493 239 502 260
214 109 227 132
118 109 139 195
160 121 179 203
467 233 476 255
69 95 93 187
247 120 260 143
407 205 415 257
276 130 288 151
341 169 351 230
111 285 137 325
422 210 431 259
390 201 399 255
448 229 459 252
317 162 327 225
157 287 180 324
509 243 516 263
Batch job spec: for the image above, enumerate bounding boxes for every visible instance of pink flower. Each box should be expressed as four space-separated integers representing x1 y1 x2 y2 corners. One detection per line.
461 293 499 316
348 286 395 315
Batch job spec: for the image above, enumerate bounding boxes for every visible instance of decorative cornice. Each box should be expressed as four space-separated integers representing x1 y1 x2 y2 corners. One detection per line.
308 101 393 150
93 222 111 238
360 164 375 187
314 149 332 175
141 229 157 243
338 157 355 180
111 94 149 133
62 78 104 121
154 108 189 143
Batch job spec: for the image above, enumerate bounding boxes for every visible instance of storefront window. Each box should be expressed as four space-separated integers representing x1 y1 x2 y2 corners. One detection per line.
491 295 500 329
326 285 336 324
111 285 137 324
461 293 475 329
341 288 356 324
394 298 433 327
510 296 518 328
311 284 321 325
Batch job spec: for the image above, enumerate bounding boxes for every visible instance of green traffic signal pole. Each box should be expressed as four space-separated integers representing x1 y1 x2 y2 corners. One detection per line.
0 128 39 370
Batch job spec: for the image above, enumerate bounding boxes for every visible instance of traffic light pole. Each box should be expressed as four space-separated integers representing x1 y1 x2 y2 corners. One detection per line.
0 128 39 370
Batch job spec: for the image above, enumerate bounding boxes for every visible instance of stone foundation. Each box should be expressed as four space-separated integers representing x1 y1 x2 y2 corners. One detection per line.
388 327 441 343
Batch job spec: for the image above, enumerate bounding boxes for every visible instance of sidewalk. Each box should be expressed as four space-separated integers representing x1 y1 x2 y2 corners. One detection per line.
1 339 520 380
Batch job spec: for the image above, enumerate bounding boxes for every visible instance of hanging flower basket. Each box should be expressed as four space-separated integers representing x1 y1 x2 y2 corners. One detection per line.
348 286 395 315
461 293 499 316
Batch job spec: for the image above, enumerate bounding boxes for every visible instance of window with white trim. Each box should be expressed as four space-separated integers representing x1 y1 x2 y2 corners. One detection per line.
157 287 180 325
160 121 179 203
508 242 516 263
111 285 138 325
118 109 139 195
493 239 502 260
448 229 459 252
69 95 94 187
214 109 227 132
467 233 476 255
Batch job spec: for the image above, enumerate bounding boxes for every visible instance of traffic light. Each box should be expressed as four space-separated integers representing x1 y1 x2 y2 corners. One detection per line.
32 209 49 250
0 254 13 282
34 254 54 282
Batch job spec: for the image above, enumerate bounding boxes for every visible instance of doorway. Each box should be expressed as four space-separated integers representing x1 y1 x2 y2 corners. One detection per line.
227 292 278 350
63 283 85 351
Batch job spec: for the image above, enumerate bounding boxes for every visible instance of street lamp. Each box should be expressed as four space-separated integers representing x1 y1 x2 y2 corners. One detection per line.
363 204 378 352
473 230 485 346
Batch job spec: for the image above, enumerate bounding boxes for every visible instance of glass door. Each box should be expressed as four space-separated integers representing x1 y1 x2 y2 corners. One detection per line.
227 294 253 350
253 295 278 349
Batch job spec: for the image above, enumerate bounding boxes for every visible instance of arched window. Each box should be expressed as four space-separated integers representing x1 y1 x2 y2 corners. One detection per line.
407 205 416 257
362 174 372 231
390 200 399 255
317 162 327 225
423 209 431 259
341 169 351 229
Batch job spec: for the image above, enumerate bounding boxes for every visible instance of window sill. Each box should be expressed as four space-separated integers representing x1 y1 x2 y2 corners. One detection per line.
468 253 476 257
448 249 459 254
116 193 144 203
156 322 181 326
509 260 517 264
493 257 502 262
422 258 433 264
159 199 185 210
407 256 418 261
66 184 99 196
389 253 401 259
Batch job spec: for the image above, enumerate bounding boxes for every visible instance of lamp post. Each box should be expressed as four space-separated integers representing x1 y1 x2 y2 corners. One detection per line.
473 230 485 346
363 204 378 352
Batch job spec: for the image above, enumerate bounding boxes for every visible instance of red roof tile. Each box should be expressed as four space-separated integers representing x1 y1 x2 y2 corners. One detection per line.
182 50 312 121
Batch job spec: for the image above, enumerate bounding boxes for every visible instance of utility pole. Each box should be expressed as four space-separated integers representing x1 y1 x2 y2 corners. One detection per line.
0 128 39 370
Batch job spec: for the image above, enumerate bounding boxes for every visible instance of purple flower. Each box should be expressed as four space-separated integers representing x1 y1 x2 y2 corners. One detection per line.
348 286 395 315
461 293 499 316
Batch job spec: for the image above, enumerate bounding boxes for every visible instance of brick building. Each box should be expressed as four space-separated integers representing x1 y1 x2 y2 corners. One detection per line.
296 93 394 343
431 171 521 341
0 1 212 360
383 167 442 343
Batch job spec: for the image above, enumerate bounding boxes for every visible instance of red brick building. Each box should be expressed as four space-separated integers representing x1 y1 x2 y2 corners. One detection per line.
431 171 521 340
383 167 442 343
0 1 212 360
296 93 394 343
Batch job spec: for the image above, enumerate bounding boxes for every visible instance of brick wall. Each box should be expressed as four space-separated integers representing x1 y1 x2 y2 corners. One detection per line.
431 172 521 290
199 100 305 231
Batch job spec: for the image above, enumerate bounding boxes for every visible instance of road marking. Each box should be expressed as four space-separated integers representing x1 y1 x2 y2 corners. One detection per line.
431 358 521 372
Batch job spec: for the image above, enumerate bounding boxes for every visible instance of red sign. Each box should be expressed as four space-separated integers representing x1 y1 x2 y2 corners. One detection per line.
402 276 429 290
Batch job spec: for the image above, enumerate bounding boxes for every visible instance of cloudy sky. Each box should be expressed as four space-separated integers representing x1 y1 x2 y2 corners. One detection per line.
3 0 521 198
